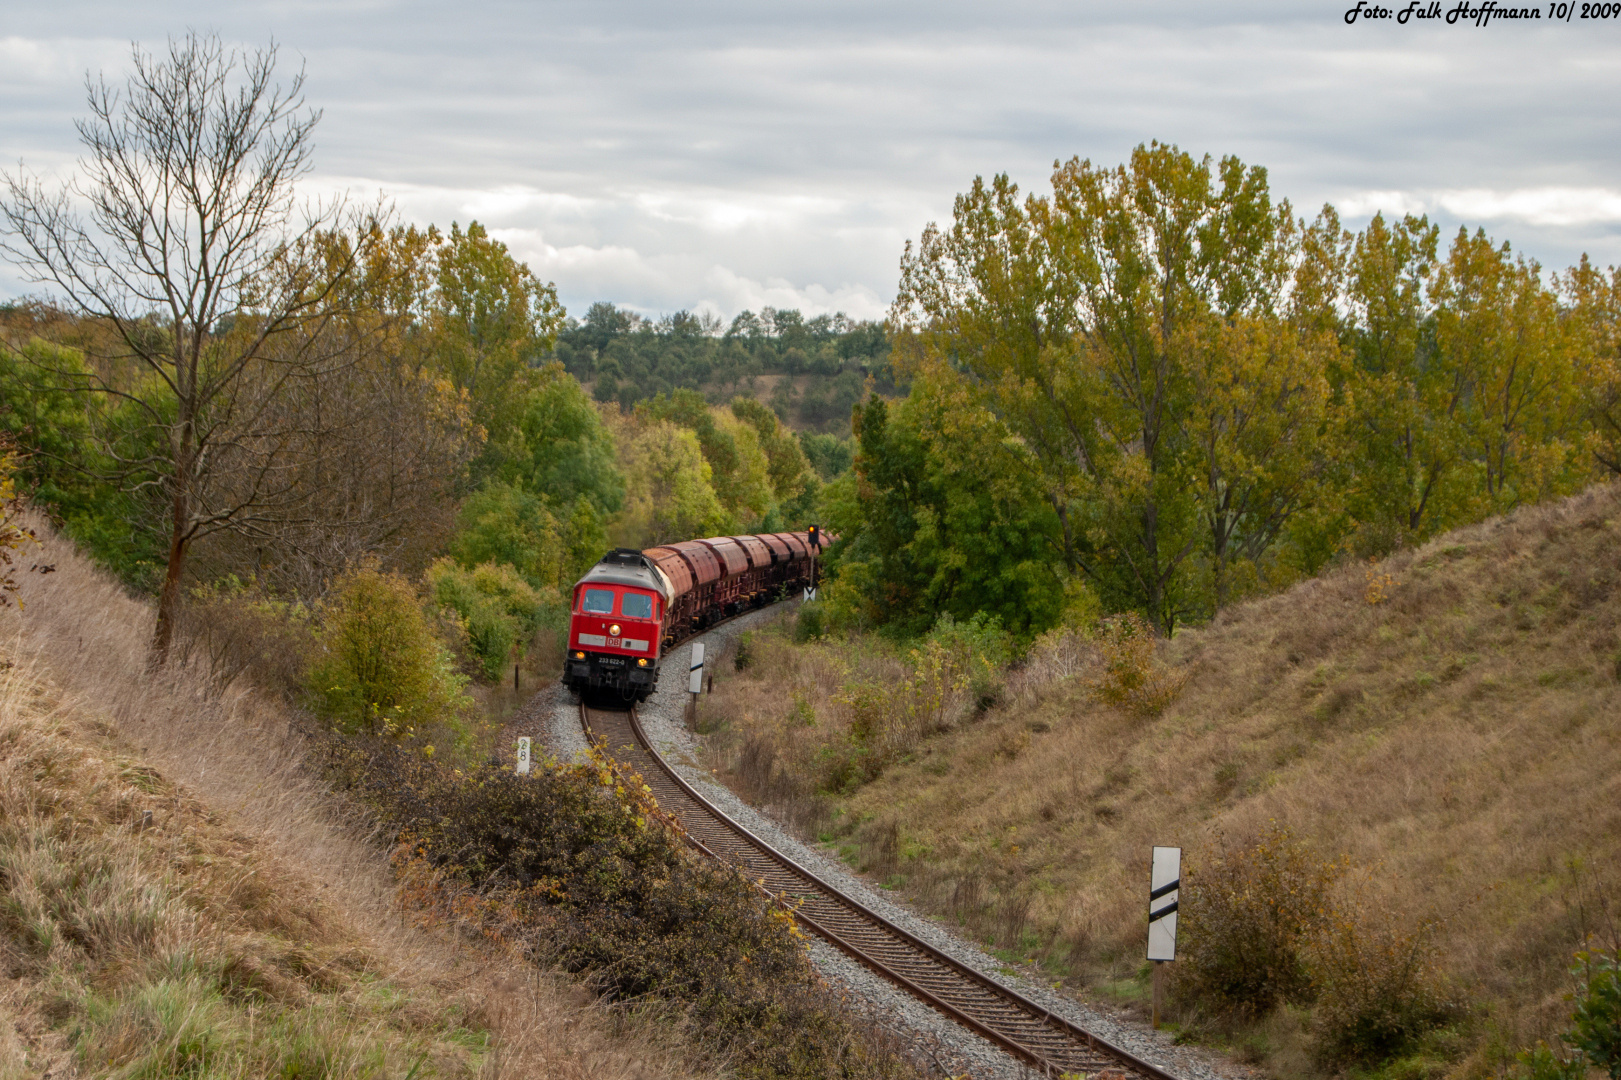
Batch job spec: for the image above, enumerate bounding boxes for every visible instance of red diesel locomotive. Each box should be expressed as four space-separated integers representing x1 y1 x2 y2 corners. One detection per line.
563 530 822 701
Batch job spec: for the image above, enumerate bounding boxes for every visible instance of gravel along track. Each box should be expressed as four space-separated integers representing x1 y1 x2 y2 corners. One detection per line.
513 604 1252 1080
584 701 1170 1079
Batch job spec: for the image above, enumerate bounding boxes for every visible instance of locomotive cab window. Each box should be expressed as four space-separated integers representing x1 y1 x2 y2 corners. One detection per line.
581 588 615 614
621 592 653 619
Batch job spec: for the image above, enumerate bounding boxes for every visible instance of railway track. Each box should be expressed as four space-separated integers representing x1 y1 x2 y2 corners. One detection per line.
580 702 1177 1080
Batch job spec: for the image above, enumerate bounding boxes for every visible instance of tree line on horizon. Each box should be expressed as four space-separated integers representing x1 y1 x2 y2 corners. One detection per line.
553 300 898 432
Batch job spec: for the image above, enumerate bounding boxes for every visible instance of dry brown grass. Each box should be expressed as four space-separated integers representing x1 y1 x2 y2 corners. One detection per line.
0 513 716 1079
697 625 912 834
702 483 1621 1078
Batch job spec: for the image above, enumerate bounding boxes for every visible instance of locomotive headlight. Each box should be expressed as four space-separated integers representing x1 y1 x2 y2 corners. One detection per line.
637 658 648 667
574 651 585 660
609 623 621 636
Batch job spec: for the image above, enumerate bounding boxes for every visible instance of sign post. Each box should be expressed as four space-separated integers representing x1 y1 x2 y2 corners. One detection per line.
516 737 531 776
805 525 820 601
1147 845 1181 1029
687 643 705 726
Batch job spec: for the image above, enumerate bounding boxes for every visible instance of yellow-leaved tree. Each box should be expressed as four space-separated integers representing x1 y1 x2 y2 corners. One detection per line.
1564 255 1621 474
1433 227 1590 516
307 565 472 743
609 414 730 548
1179 312 1337 606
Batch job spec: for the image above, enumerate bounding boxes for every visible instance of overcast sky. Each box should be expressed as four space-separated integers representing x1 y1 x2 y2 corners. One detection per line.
4 2 1619 322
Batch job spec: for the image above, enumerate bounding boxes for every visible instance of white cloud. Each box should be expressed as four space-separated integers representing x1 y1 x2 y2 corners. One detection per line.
1437 188 1621 228
1338 190 1434 220
5 5 1621 312
1339 187 1621 229
296 174 907 319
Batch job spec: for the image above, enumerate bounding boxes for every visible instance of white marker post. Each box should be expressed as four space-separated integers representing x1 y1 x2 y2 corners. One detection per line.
1147 845 1181 1029
516 737 532 776
687 643 705 726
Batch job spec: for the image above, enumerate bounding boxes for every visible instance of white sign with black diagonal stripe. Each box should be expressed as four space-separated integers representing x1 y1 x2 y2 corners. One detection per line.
689 642 705 694
1147 846 1181 962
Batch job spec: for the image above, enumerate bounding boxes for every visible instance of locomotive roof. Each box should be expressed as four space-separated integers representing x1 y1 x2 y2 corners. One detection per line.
577 549 673 599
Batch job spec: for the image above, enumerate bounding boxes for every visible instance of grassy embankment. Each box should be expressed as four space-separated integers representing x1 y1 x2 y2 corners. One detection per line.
0 519 734 1079
698 482 1621 1078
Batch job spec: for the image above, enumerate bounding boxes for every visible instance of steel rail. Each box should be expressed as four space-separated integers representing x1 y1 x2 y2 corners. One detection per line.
579 702 1178 1080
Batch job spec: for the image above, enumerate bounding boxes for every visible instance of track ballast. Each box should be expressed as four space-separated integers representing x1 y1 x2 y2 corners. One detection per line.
580 703 1176 1079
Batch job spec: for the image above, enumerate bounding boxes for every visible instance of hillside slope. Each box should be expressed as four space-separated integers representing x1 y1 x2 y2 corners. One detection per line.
708 481 1621 1077
0 519 711 1079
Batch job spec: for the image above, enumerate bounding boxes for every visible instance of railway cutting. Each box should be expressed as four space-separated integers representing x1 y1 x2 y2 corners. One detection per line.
580 702 1179 1080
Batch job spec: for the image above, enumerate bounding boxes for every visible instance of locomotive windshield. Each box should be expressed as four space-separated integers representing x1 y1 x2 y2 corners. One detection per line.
581 588 615 614
621 592 653 619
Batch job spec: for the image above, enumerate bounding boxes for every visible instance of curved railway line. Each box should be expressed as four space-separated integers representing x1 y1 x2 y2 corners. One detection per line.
580 702 1178 1080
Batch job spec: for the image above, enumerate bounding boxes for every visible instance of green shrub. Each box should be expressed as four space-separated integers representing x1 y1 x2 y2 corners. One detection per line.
1512 949 1621 1079
427 558 553 680
1177 826 1344 1018
735 629 755 670
911 612 1012 725
1513 1043 1589 1080
1571 949 1621 1079
306 566 472 742
794 600 826 642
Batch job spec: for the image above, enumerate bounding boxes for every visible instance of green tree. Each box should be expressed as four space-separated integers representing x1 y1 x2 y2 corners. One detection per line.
0 333 165 584
893 142 1296 630
500 360 624 515
421 221 565 473
1563 256 1621 474
1433 227 1589 515
731 395 812 503
1339 212 1457 548
307 565 471 738
829 380 1065 640
1179 312 1337 605
800 431 854 481
642 388 773 528
448 482 566 589
610 415 730 547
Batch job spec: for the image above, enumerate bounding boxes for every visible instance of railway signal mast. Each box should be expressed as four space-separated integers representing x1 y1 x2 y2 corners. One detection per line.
805 525 821 600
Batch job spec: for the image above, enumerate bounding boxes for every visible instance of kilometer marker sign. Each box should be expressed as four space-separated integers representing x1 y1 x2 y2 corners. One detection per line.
1147 846 1180 962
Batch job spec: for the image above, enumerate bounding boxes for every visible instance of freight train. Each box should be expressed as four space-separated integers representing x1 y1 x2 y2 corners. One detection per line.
562 529 823 701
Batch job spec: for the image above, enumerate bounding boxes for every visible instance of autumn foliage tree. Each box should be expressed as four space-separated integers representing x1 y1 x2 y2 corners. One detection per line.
0 33 382 660
893 143 1319 631
876 141 1610 636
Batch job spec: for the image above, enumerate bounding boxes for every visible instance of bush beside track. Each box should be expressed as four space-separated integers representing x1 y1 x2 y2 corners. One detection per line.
314 732 920 1080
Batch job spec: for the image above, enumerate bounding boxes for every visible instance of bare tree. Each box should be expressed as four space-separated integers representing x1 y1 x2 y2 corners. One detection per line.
188 306 483 597
1 32 374 660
